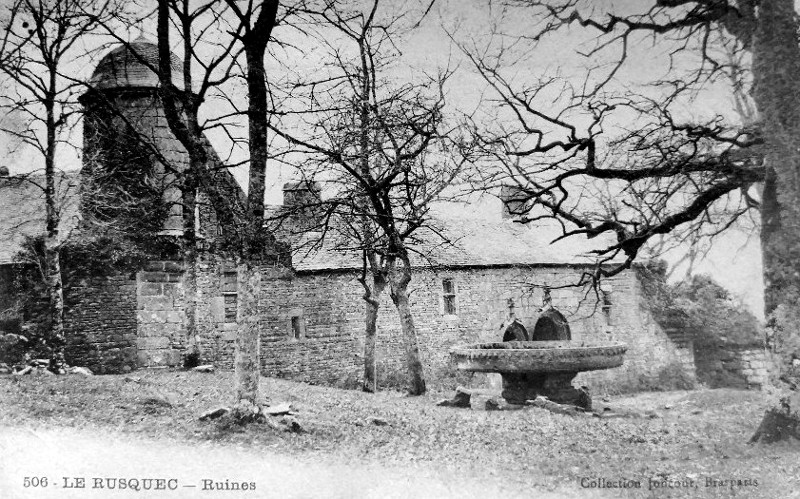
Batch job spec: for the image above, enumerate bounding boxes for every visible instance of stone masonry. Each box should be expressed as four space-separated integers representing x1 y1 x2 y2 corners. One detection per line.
693 344 769 389
51 39 700 392
64 275 138 374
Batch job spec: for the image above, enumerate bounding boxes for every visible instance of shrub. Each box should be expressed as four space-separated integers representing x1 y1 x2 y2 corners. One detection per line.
636 261 764 348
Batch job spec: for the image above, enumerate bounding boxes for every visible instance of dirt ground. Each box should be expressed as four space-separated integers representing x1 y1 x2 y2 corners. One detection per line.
1 370 799 498
0 426 582 499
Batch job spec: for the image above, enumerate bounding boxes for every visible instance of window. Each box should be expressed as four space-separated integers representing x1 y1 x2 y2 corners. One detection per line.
442 278 457 315
601 290 612 326
291 316 302 339
222 269 237 322
287 310 305 340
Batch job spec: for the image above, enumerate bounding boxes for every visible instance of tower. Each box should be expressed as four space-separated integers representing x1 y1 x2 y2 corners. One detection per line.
80 37 186 237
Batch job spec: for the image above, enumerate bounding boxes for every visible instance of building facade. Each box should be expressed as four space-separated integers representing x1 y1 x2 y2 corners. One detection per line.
0 40 702 393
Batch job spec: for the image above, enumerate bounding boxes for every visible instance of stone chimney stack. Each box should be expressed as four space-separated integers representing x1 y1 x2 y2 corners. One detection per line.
500 184 530 219
283 180 323 231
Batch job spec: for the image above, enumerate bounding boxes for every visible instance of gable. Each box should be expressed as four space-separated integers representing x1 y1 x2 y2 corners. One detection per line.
0 172 81 264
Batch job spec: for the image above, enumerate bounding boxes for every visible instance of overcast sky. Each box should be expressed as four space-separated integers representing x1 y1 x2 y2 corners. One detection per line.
0 0 765 316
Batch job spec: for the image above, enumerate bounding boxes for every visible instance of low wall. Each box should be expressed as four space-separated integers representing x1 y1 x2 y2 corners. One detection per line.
694 344 768 389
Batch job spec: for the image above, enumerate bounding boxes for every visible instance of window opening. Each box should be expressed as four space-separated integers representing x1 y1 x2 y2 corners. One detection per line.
291 316 302 339
442 278 456 315
222 269 237 322
601 290 612 326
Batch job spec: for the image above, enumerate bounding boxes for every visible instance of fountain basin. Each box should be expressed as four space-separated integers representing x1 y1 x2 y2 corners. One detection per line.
450 340 627 408
450 341 627 374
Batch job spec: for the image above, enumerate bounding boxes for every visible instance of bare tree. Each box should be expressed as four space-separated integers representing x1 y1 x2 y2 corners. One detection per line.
271 0 470 395
0 0 122 372
151 0 300 417
458 0 798 441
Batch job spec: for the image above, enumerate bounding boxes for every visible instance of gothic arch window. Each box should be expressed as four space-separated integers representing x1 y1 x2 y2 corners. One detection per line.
531 309 571 341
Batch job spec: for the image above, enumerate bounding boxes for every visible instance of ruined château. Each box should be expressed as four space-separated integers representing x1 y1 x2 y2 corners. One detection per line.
0 40 769 391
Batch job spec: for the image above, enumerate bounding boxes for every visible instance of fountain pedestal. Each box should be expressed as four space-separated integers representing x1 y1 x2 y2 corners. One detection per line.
501 372 585 407
450 341 626 409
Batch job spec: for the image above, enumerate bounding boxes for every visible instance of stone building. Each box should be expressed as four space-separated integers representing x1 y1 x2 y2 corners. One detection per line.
0 40 706 392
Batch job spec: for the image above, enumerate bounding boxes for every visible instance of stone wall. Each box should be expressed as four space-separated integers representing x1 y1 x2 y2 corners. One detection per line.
64 275 138 373
188 263 695 392
576 271 696 393
136 261 187 367
693 344 768 389
54 254 695 391
36 252 697 392
83 89 189 233
194 259 362 386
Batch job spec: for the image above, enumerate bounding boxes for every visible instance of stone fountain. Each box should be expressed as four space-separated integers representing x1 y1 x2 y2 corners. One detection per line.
450 293 627 410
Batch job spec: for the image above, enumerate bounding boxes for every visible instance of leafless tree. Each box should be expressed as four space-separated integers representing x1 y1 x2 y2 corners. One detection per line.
151 0 306 417
0 0 123 371
458 0 798 441
270 0 471 395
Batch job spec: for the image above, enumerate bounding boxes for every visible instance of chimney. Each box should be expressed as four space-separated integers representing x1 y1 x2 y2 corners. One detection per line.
499 184 529 219
282 180 323 231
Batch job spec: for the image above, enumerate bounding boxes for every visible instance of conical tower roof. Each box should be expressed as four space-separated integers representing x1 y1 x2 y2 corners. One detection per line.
89 37 186 91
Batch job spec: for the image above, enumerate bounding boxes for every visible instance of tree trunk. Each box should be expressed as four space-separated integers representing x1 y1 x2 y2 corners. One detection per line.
44 88 64 372
753 0 800 328
233 3 279 416
182 180 199 365
389 266 426 396
235 259 261 407
156 0 205 369
749 0 800 442
44 237 65 372
363 275 386 393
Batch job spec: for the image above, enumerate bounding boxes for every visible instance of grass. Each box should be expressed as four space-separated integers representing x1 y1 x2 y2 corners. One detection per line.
1 369 798 497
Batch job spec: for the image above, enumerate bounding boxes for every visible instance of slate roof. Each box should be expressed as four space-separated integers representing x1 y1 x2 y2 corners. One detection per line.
267 199 619 273
0 173 617 271
0 172 81 264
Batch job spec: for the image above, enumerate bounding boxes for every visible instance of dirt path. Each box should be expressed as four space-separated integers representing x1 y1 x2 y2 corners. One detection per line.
0 426 581 499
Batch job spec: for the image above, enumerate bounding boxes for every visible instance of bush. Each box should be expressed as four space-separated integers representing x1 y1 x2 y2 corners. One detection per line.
636 261 764 348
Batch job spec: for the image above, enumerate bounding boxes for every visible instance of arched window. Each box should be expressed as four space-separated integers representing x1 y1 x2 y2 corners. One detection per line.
531 309 571 341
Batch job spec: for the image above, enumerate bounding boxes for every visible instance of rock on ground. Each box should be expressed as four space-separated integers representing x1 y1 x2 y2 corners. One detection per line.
199 407 230 421
750 392 800 443
436 387 472 408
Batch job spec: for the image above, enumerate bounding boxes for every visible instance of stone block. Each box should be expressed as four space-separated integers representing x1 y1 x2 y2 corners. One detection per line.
138 350 169 366
137 310 165 323
166 273 183 283
163 311 185 323
139 282 163 296
140 272 170 283
162 283 181 299
138 337 170 349
165 349 182 366
163 261 184 272
143 262 166 272
138 322 183 338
